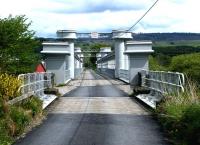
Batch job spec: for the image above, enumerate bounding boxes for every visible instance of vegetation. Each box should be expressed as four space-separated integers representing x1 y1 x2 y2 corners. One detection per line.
0 73 22 117
134 33 200 42
149 56 167 71
0 73 43 145
0 96 43 145
150 43 200 145
0 15 41 74
156 81 200 145
76 42 111 68
170 53 200 84
153 46 200 56
153 40 200 47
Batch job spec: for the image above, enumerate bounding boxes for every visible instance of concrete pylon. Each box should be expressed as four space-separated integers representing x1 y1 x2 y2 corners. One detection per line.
112 30 132 78
57 30 77 79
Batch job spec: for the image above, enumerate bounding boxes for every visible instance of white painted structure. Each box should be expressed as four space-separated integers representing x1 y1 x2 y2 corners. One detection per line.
97 30 154 85
112 30 132 78
41 42 71 85
41 30 83 85
125 41 153 85
40 29 186 108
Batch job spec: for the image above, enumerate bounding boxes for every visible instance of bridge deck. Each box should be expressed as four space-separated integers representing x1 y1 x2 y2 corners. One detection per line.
14 70 168 145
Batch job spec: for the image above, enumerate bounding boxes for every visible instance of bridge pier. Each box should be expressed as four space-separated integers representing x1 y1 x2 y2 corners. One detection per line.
57 30 77 79
125 41 153 85
41 30 84 85
112 30 132 78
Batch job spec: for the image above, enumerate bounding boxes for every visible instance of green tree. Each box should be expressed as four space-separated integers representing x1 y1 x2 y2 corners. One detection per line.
170 53 200 83
0 15 40 74
149 56 166 71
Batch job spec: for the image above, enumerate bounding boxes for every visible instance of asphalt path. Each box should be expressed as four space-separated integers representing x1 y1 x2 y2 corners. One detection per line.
14 70 169 145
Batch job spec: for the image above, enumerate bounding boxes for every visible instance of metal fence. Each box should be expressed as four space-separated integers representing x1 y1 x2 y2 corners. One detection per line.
8 72 53 105
98 68 115 78
135 70 185 108
141 70 185 94
119 69 129 83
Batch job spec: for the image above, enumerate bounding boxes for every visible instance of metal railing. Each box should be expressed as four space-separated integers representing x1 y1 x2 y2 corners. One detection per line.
8 72 53 105
141 70 185 94
65 70 71 81
119 69 129 82
99 68 115 78
18 72 53 96
135 70 185 108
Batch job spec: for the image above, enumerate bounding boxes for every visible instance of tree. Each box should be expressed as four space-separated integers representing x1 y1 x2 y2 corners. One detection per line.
170 53 200 83
0 15 40 74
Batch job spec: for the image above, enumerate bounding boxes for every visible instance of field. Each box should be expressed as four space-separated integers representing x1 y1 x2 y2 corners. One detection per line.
153 40 200 47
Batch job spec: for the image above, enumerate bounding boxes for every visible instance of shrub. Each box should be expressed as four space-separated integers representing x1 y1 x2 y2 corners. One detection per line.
149 56 167 71
22 96 43 117
0 73 21 101
170 53 200 83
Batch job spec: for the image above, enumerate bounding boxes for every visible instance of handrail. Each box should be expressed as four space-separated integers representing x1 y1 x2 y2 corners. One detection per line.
141 70 185 93
8 72 53 105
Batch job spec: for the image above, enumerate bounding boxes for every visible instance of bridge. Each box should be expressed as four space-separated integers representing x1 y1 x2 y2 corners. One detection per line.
12 30 184 145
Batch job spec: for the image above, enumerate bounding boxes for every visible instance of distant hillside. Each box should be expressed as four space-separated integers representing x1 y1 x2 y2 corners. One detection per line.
37 33 200 43
133 33 200 41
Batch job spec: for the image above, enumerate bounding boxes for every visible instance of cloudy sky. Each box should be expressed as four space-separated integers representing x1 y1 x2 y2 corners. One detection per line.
0 0 199 37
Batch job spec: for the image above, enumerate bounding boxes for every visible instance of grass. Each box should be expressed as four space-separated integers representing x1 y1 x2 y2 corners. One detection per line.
156 80 200 145
0 96 43 145
56 83 67 87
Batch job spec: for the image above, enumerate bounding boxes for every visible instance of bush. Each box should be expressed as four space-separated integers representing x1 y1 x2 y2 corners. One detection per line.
0 73 21 101
22 96 43 117
170 53 200 83
149 56 167 71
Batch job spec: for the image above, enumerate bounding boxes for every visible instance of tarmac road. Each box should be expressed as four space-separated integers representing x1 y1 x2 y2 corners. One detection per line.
14 70 168 145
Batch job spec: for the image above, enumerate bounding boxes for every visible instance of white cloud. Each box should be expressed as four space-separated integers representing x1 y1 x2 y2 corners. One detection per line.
0 0 200 37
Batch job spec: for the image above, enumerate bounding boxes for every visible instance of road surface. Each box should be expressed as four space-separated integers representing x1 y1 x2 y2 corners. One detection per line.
14 70 168 145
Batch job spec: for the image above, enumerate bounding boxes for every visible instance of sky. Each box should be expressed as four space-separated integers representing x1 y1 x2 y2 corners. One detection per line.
0 0 200 37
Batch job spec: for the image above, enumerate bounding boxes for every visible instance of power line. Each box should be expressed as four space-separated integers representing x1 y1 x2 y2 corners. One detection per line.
126 0 159 32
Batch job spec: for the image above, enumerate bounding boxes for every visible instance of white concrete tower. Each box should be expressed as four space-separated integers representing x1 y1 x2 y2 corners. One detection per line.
112 30 132 78
57 30 77 79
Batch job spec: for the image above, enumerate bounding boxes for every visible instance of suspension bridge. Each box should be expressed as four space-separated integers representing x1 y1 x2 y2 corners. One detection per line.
9 30 185 145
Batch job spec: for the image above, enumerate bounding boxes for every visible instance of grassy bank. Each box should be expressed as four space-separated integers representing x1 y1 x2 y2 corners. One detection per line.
0 73 44 145
155 81 200 145
0 96 43 145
